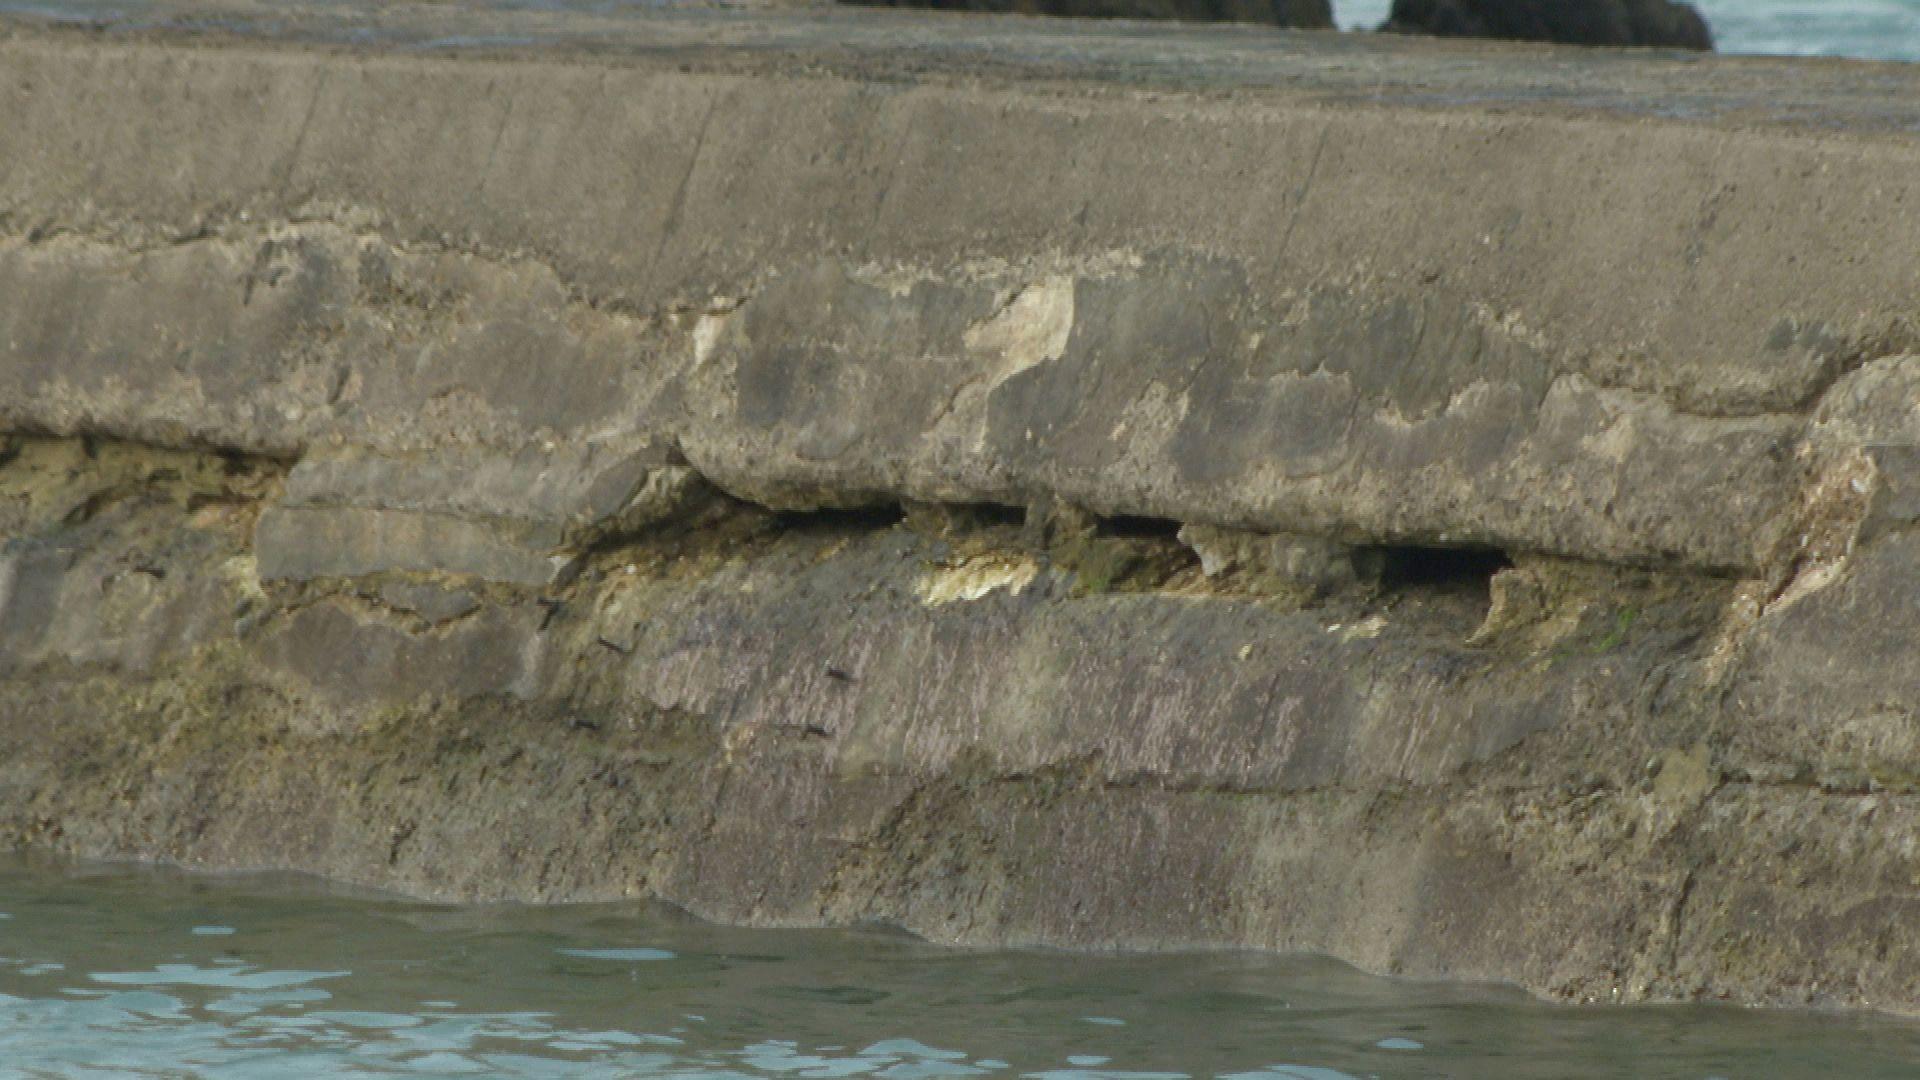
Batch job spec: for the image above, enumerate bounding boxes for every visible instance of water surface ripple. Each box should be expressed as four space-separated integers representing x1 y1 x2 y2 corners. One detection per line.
1 858 1918 1077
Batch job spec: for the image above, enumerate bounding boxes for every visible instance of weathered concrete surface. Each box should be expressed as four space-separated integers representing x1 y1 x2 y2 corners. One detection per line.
4 3 1920 1014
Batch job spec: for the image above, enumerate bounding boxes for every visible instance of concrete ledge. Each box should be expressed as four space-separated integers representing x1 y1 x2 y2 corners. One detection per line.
3 10 1919 574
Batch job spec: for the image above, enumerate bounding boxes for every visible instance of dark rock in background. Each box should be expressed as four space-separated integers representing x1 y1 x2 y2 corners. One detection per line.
846 0 1333 28
1383 0 1712 49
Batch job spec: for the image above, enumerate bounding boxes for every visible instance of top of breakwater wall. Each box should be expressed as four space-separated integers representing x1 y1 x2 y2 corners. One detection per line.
10 0 1920 130
2 1 1919 579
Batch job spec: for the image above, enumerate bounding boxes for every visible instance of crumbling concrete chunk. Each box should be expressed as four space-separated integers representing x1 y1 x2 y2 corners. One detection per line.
259 439 719 586
281 439 682 533
376 580 483 624
1177 524 1359 597
1859 445 1920 546
248 599 545 714
254 504 576 588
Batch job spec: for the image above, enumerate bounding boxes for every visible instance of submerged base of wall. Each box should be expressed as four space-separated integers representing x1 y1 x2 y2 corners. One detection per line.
1 434 1917 1015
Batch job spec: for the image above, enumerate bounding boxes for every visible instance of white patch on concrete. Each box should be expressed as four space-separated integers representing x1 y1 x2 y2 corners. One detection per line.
964 276 1075 382
692 311 731 366
1765 557 1846 615
224 554 268 598
1330 614 1388 642
916 554 1042 606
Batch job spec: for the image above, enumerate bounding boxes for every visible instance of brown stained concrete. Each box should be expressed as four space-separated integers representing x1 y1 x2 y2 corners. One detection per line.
3 2 1920 1014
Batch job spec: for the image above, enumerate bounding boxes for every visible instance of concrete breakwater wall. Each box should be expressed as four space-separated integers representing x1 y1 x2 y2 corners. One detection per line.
5 3 1920 1011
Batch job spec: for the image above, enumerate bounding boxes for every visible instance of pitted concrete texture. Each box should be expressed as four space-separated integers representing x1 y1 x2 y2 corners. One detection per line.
4 2 1920 1014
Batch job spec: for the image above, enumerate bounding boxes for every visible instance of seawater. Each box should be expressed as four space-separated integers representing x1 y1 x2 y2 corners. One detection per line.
1335 0 1920 60
2 858 1919 1078
6 0 1920 61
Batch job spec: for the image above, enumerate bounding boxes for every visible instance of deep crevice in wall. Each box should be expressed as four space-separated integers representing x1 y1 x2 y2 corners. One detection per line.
1363 543 1511 594
770 503 909 534
1096 514 1185 542
897 499 1027 542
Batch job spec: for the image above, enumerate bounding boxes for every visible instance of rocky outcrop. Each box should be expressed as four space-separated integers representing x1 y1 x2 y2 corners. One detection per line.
1383 0 1713 49
4 1 1920 1014
846 0 1333 28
